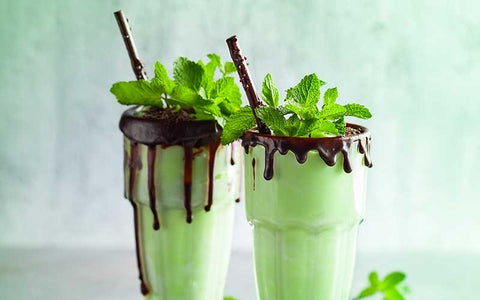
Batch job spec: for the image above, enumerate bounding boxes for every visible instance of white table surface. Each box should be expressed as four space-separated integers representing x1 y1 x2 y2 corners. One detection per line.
0 248 479 299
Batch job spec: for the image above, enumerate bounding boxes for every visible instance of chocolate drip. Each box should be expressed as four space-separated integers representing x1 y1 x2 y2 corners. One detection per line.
128 143 150 295
205 141 220 212
133 204 150 296
242 124 372 180
121 107 227 226
252 158 256 191
230 143 235 165
147 146 160 230
357 137 373 167
183 145 194 223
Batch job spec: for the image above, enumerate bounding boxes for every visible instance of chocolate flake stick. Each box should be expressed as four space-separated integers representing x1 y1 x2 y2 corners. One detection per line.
226 36 271 134
114 10 148 80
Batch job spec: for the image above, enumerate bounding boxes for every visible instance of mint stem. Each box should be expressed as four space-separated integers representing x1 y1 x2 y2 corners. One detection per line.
226 36 270 134
114 10 148 80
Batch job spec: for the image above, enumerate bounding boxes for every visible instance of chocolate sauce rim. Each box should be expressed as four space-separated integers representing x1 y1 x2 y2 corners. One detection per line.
243 123 370 142
121 106 221 128
120 106 222 146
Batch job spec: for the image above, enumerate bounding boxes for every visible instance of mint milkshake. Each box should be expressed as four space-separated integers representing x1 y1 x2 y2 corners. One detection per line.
111 12 245 299
242 126 371 300
120 107 239 300
225 36 373 300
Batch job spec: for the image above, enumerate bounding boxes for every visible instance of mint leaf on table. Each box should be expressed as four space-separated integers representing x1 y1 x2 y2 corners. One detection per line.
221 106 256 145
354 271 409 300
261 73 280 107
110 80 164 106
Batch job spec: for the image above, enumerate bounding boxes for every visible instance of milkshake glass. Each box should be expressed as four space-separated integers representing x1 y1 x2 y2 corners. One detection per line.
120 106 241 300
243 124 372 300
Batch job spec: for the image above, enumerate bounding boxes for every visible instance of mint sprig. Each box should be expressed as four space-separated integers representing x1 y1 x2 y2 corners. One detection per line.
110 54 241 125
355 271 409 300
222 73 372 143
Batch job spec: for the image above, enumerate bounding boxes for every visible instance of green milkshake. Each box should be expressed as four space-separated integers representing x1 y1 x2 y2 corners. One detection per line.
222 41 373 300
111 23 244 297
242 127 371 300
120 107 240 300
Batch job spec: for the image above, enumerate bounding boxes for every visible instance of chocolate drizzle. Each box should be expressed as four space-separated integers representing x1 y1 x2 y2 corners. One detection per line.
127 142 150 295
242 124 373 180
205 141 220 212
230 143 235 166
147 146 160 230
183 145 194 223
252 158 256 191
121 107 228 227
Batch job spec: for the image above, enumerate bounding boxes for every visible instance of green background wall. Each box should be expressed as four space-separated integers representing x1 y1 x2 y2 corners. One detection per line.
1 0 479 257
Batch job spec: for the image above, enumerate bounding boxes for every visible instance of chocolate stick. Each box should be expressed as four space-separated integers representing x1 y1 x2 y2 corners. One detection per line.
226 36 270 134
114 10 148 80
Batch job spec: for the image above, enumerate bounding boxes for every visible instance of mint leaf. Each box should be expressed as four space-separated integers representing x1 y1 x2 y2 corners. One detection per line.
344 103 372 119
284 114 301 136
380 272 406 290
110 80 164 107
223 62 236 76
206 53 222 69
297 119 317 136
212 77 242 105
153 61 176 94
356 286 378 298
204 54 222 80
385 288 405 300
286 73 325 105
221 106 256 145
355 271 409 300
369 272 380 286
170 85 203 106
310 120 339 137
284 99 318 120
261 73 279 107
319 103 346 120
323 87 338 105
334 117 346 135
256 106 288 136
211 77 242 117
173 57 204 92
